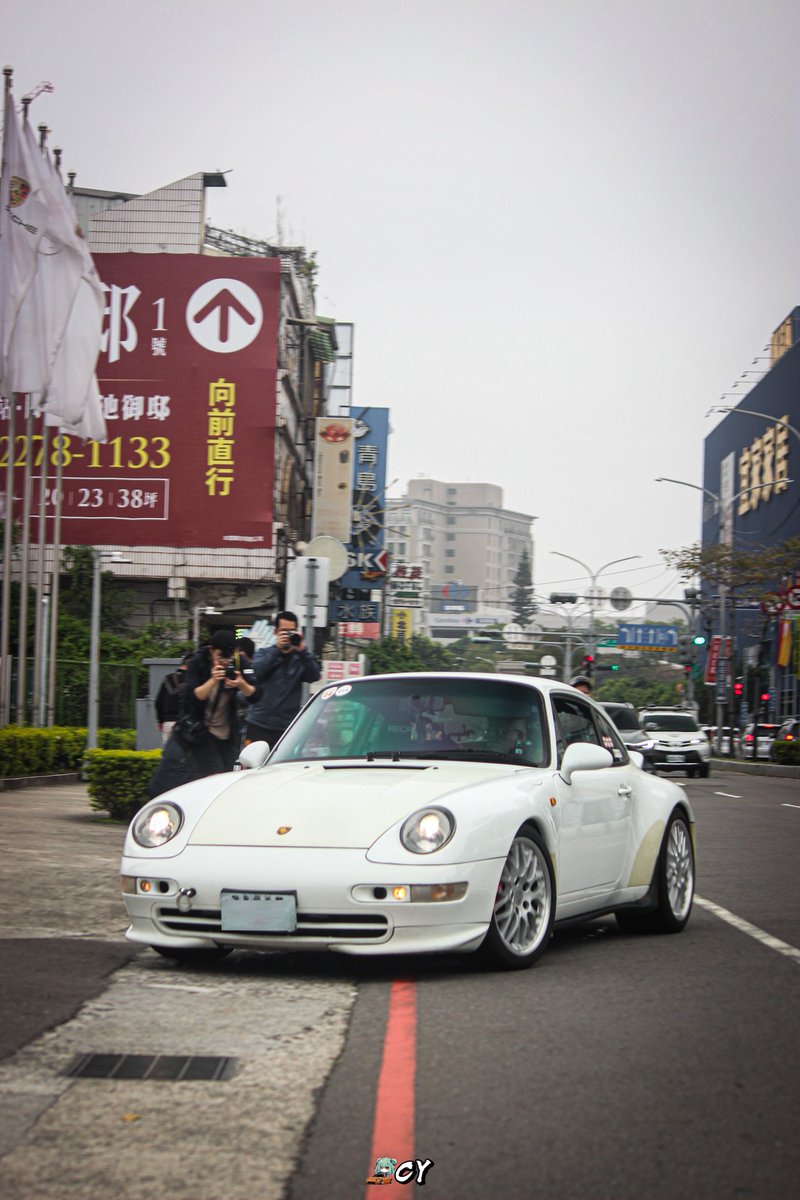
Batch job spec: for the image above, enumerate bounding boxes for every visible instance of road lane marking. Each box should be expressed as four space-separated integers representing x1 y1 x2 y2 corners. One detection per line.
365 980 416 1195
714 791 742 799
695 896 800 964
783 803 800 809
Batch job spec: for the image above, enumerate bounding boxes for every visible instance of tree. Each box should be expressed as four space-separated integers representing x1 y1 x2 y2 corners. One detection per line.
661 536 800 594
367 636 458 675
510 548 536 626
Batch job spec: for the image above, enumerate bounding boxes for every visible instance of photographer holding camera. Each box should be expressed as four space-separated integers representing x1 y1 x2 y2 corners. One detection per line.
181 629 260 773
245 610 321 747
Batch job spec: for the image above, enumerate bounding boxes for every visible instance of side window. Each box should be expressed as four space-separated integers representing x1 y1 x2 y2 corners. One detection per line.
552 696 603 762
592 711 628 766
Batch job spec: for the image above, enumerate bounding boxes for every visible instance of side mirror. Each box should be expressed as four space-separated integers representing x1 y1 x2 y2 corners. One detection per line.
559 742 613 783
237 740 271 770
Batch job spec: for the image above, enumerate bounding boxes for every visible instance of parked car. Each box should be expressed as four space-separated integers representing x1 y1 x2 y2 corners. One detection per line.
705 726 740 756
600 702 657 771
770 718 800 761
639 707 711 778
121 673 696 971
741 722 781 760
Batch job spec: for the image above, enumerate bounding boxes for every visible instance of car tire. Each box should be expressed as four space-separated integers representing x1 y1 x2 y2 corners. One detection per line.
480 826 555 970
616 810 694 935
687 767 698 778
698 764 710 778
150 944 233 964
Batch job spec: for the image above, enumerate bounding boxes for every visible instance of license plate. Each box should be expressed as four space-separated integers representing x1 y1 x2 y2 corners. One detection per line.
220 890 297 932
666 754 685 763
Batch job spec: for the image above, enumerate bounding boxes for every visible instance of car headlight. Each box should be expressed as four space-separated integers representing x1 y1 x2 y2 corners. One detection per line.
132 802 184 848
400 807 455 854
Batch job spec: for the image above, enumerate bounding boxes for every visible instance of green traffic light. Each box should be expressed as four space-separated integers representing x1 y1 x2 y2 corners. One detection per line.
609 664 620 671
692 634 706 646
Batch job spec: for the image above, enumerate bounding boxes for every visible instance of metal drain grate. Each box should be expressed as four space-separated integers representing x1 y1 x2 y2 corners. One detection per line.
66 1053 237 1081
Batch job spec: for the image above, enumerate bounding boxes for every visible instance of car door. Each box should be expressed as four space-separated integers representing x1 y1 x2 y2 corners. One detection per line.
551 694 635 897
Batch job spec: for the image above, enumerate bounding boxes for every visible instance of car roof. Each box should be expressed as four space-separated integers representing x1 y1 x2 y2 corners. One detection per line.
360 672 581 695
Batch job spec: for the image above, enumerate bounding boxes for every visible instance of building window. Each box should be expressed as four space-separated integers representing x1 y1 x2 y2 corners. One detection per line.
445 549 455 558
445 566 454 575
446 533 455 541
446 516 456 526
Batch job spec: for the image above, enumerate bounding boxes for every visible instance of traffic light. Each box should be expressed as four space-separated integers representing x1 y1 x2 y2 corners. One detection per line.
550 592 578 605
760 691 770 703
609 663 620 672
692 633 706 647
733 680 743 697
683 663 692 676
583 654 594 678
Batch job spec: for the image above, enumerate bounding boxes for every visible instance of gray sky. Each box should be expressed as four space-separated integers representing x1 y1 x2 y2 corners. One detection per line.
6 0 799 611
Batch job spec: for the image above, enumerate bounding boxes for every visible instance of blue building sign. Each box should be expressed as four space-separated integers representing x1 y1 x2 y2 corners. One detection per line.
617 623 679 652
339 407 390 590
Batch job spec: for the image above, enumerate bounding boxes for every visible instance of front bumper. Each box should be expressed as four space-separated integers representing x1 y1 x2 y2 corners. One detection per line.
651 745 710 771
120 845 503 957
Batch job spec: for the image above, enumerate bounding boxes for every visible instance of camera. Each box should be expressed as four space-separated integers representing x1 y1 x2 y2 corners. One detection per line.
288 632 302 647
225 663 239 680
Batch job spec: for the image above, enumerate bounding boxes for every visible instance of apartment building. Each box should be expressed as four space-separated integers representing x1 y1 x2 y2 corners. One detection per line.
386 479 535 620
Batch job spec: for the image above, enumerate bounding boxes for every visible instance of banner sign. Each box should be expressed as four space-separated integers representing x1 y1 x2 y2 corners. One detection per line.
0 254 280 547
311 416 354 542
339 408 390 588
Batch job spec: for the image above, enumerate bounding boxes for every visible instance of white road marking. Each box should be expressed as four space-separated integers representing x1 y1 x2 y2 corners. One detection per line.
782 803 800 810
714 790 742 799
695 896 800 964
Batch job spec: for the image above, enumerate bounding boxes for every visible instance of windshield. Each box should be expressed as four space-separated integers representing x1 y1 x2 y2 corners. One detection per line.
269 676 549 767
604 707 641 731
645 713 700 732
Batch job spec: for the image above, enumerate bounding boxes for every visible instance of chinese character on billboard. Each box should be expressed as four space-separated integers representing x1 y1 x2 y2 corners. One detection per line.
339 407 390 588
0 255 280 548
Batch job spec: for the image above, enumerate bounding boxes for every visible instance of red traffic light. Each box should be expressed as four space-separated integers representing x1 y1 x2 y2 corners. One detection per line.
584 654 594 664
733 682 743 696
760 691 770 702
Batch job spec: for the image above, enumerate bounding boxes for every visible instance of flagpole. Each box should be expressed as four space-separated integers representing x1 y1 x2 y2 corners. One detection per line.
31 420 50 723
46 438 63 727
0 67 16 725
14 400 34 723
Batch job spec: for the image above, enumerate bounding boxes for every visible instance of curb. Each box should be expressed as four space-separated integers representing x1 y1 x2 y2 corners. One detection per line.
708 758 800 779
0 773 82 792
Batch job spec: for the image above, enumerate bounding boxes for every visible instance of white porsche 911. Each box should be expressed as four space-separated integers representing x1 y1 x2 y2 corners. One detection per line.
121 674 696 971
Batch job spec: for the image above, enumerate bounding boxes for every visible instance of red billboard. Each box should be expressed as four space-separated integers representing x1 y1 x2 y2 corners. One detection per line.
1 254 280 548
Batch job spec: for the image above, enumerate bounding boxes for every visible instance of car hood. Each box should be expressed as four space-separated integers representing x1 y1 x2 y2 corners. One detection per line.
188 759 521 849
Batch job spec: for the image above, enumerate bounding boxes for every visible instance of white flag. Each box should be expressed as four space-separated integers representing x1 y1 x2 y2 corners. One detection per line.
43 375 106 443
0 93 50 394
36 142 105 432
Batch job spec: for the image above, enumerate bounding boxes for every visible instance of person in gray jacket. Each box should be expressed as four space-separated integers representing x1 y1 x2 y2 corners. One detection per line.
245 611 321 746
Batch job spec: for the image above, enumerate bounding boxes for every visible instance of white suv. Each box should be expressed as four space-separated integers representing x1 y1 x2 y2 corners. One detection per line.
639 708 711 778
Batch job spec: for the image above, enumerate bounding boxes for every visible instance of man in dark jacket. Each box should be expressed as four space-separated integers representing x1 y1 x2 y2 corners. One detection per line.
154 653 192 744
245 611 321 746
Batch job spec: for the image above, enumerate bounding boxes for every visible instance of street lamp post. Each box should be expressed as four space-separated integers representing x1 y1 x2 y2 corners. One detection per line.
549 552 641 664
87 551 132 750
706 407 800 444
192 606 222 646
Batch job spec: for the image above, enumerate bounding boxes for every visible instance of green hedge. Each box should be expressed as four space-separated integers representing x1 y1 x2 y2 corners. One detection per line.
85 749 161 821
770 740 800 766
0 726 136 778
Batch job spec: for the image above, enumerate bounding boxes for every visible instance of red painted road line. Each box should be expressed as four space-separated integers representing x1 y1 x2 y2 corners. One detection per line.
364 979 417 1193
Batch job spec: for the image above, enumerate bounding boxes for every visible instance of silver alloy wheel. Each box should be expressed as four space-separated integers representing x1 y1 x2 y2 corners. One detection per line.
665 818 694 920
493 836 553 956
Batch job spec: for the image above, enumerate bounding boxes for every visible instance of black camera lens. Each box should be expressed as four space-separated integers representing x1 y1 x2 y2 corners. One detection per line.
288 632 302 646
225 664 238 680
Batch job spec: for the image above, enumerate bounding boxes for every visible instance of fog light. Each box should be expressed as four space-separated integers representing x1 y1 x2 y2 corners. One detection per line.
140 880 152 893
392 886 409 901
410 882 468 903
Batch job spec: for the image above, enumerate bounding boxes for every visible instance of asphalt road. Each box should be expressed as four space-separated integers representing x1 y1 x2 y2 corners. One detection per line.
1 771 798 1199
